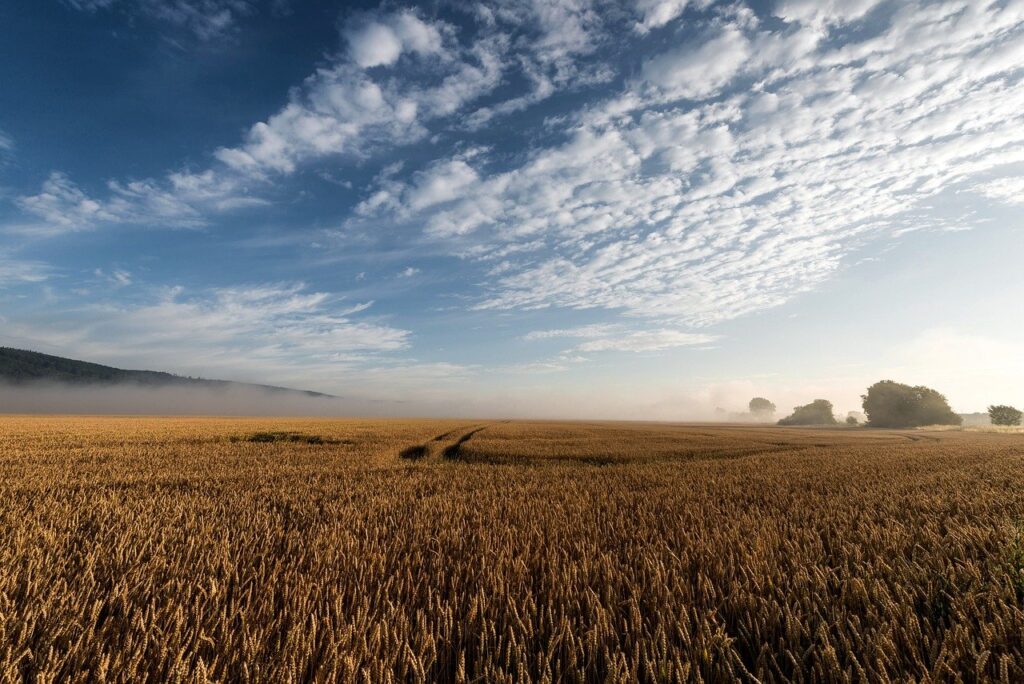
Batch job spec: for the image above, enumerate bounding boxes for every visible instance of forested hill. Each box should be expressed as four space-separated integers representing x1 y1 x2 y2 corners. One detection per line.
0 347 334 397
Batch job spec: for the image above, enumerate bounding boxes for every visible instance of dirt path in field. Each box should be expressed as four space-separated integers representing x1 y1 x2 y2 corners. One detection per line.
441 426 490 459
398 424 491 461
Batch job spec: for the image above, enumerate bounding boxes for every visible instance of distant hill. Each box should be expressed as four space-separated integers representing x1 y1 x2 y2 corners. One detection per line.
0 347 335 398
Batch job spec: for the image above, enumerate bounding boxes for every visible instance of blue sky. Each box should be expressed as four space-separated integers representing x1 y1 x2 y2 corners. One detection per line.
1 0 1022 418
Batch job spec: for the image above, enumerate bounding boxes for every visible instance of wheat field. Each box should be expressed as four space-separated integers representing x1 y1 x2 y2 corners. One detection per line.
1 416 1023 682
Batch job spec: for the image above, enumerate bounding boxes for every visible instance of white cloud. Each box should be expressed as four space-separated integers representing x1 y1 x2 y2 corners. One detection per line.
576 329 717 352
95 268 132 287
15 172 115 232
213 11 503 177
523 324 620 341
347 21 404 68
524 323 716 353
974 176 1024 205
404 159 480 211
775 0 884 27
0 254 49 286
345 11 444 68
642 26 750 99
634 0 689 33
12 170 256 235
527 0 602 65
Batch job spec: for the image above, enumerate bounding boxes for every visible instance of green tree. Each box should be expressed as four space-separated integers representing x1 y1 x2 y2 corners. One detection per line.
989 405 1023 426
846 415 858 426
778 399 838 426
749 397 776 418
861 380 961 428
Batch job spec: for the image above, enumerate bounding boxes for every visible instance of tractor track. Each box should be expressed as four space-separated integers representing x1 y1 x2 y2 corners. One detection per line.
398 424 492 461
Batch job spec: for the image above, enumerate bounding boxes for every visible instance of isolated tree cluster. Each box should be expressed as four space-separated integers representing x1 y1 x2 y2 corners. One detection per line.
988 405 1023 426
748 397 776 417
778 399 838 426
861 381 961 428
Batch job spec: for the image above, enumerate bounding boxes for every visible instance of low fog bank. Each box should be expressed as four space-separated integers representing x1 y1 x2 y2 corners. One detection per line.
0 380 841 421
0 381 411 417
0 379 995 423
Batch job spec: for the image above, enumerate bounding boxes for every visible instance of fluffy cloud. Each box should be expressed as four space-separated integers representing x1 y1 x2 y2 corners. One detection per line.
634 0 689 33
345 11 444 68
642 27 750 99
212 9 515 178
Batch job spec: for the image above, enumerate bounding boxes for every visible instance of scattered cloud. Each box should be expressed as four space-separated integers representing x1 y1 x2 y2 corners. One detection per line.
213 9 503 178
0 253 49 287
974 176 1024 205
523 324 620 341
575 329 718 353
525 323 716 354
11 170 259 235
94 268 133 287
3 283 410 386
641 26 750 100
634 0 689 34
774 0 884 28
353 0 1024 327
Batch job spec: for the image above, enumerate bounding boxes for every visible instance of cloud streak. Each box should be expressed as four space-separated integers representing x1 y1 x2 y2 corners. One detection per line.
64 0 264 40
3 283 411 389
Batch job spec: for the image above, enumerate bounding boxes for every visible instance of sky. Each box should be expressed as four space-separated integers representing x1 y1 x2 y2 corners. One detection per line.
0 0 1022 419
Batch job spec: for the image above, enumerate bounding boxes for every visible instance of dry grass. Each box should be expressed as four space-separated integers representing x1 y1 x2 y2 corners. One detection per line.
1 416 1023 682
921 424 1024 434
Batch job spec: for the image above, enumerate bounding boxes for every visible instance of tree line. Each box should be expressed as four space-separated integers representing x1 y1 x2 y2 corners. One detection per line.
745 381 1022 428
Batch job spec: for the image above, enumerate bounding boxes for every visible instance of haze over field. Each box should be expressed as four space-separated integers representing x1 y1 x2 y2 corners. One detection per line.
1 0 1022 416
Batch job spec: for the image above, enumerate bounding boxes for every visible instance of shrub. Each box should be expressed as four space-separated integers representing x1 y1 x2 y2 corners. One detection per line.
846 416 858 426
989 405 1023 427
862 380 961 428
778 399 838 426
